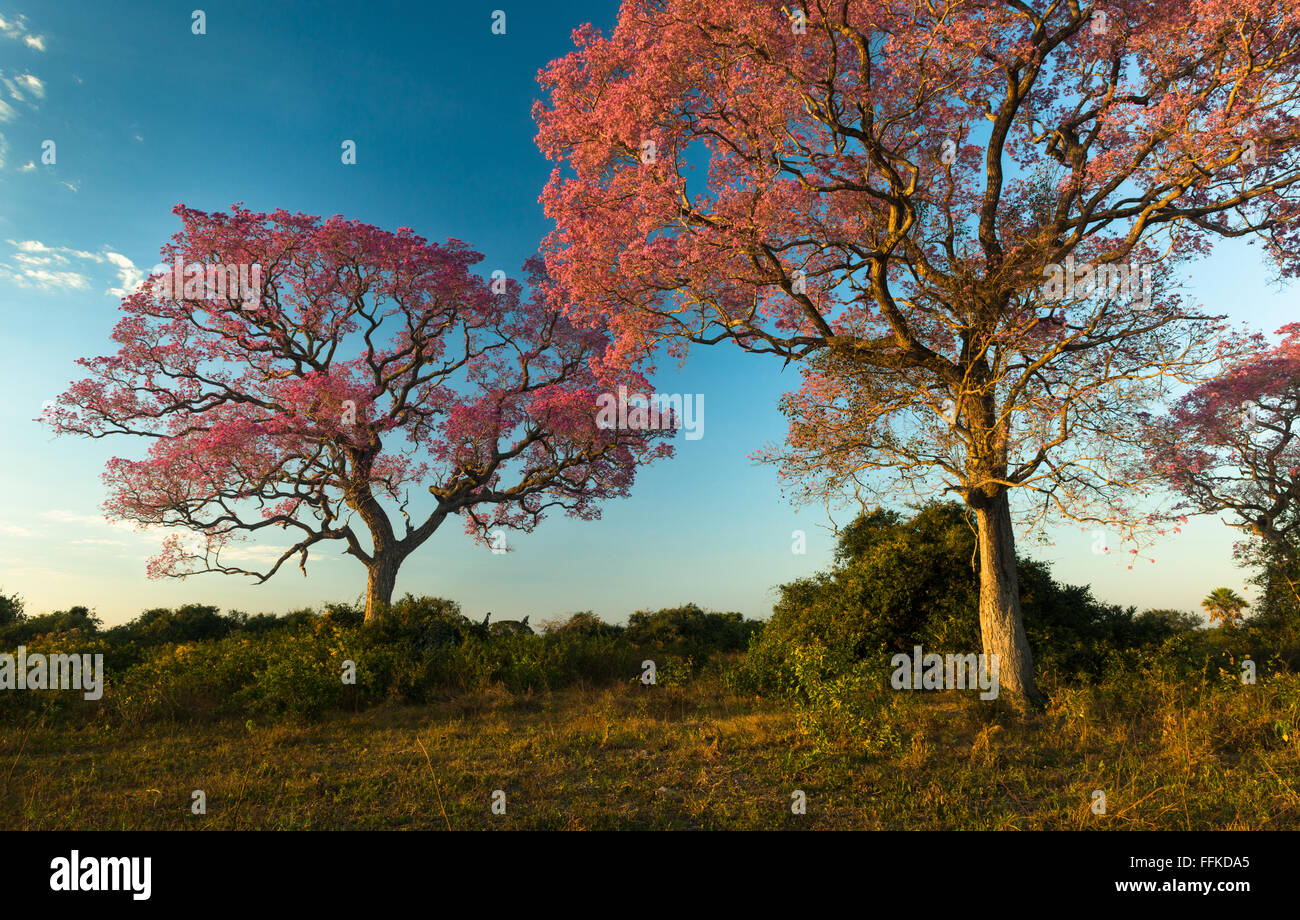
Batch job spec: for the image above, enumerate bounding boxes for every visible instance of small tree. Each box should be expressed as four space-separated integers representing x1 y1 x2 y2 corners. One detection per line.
1135 609 1201 634
0 589 24 627
1201 587 1249 628
44 205 672 621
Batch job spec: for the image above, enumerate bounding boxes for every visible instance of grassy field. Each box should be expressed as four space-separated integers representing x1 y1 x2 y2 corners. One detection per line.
5 674 1299 830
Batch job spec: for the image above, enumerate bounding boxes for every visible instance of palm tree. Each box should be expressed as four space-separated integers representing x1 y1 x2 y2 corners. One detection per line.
1201 588 1250 628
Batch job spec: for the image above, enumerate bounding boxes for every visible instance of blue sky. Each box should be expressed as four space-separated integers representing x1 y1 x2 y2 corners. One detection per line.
0 1 1293 627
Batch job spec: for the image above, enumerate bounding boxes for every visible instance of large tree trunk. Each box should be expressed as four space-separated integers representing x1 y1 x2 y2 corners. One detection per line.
972 490 1043 707
364 553 400 623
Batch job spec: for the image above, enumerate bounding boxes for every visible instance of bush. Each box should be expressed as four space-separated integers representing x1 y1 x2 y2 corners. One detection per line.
0 595 754 725
105 604 232 646
549 611 625 638
741 501 1196 696
626 603 762 656
0 588 24 627
1 605 102 645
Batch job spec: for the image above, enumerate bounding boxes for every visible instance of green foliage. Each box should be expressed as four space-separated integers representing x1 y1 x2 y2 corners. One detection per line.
363 595 481 650
741 502 1203 697
626 603 761 656
0 596 759 725
105 603 231 646
0 588 24 626
1136 608 1202 632
107 623 352 722
1201 587 1250 628
1234 537 1300 632
0 605 102 645
551 611 624 637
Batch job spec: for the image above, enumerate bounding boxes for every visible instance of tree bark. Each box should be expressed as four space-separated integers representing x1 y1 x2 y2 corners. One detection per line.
972 490 1043 707
364 553 401 623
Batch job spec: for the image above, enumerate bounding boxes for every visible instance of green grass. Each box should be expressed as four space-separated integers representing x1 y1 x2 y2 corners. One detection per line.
4 672 1299 830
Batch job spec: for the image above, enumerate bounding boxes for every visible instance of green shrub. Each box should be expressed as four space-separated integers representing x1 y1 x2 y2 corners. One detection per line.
626 603 762 657
0 588 24 627
741 501 1199 696
0 596 751 725
2 606 102 645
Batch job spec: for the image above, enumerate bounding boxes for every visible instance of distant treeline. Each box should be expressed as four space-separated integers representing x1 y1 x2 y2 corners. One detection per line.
0 594 760 723
2 502 1295 726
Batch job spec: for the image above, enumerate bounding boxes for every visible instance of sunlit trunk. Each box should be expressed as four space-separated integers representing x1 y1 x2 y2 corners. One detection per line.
364 552 400 622
972 490 1043 707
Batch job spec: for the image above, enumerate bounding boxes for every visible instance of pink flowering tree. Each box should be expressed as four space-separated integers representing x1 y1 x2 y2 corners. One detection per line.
535 1 1300 703
43 205 673 621
1144 325 1300 608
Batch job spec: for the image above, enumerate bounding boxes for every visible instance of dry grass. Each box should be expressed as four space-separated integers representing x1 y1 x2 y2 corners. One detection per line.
3 675 1299 830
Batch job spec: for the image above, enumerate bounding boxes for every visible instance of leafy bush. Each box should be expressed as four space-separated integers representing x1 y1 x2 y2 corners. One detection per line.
104 604 232 646
0 588 24 626
1 605 102 645
549 611 625 638
626 603 762 656
741 502 1200 696
0 594 754 725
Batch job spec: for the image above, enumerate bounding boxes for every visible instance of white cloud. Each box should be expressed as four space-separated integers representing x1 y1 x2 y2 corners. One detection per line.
41 510 109 526
0 522 35 539
1 72 42 102
0 240 149 295
13 73 41 97
219 545 292 563
9 240 101 262
104 251 142 297
40 510 146 535
2 267 89 290
0 64 46 173
7 240 100 262
0 14 45 52
17 160 32 171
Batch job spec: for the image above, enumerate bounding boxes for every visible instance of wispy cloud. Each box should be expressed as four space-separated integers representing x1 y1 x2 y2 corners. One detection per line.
40 510 149 536
0 239 95 290
219 545 295 563
0 240 144 295
2 267 89 290
11 240 100 260
104 251 142 296
0 13 46 52
1 72 42 101
0 35 49 176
